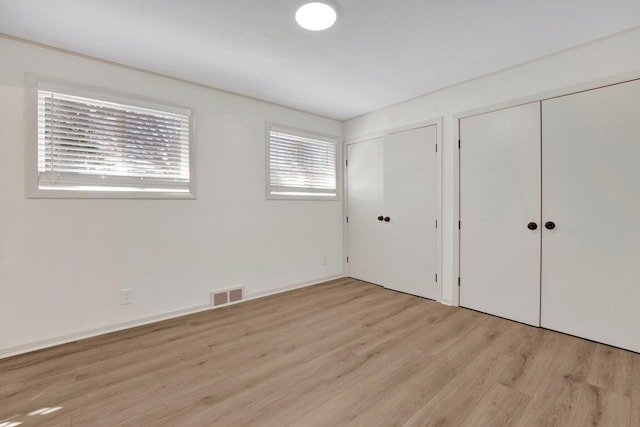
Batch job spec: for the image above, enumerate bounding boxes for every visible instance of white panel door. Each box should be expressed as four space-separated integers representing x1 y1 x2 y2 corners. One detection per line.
383 126 439 299
541 80 640 353
460 102 542 326
346 138 384 285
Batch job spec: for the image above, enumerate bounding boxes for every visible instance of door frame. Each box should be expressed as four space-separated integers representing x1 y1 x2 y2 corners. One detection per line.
343 117 443 302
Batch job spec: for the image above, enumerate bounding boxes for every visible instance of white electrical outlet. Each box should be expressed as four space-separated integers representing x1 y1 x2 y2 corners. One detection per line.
121 289 134 305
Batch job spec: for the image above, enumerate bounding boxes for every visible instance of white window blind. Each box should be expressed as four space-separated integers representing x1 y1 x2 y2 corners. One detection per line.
268 127 337 198
37 90 191 193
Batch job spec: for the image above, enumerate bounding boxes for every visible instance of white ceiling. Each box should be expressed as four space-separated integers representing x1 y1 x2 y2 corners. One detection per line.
1 0 639 120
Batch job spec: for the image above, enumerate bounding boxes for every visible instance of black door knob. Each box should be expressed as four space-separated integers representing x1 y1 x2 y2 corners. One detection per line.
545 221 556 230
384 216 391 222
527 222 538 230
377 216 384 221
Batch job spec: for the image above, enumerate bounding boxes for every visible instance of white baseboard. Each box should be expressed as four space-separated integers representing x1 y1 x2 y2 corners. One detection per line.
245 274 346 301
0 274 346 360
0 304 211 360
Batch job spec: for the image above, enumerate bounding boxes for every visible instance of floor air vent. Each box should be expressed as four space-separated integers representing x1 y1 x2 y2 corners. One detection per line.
211 287 244 307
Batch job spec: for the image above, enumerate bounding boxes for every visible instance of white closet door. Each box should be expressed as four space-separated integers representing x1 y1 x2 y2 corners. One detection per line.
346 138 384 285
460 102 541 326
541 80 640 353
383 125 439 299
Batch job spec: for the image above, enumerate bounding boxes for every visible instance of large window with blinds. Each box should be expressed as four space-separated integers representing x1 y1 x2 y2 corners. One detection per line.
28 79 193 198
266 124 338 200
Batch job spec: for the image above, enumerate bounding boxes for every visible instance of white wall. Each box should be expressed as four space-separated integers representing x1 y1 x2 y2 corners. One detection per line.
344 27 640 305
0 37 343 357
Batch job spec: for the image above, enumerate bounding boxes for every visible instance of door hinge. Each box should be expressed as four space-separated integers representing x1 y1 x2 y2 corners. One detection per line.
346 256 349 263
458 277 461 287
458 220 461 230
346 159 348 167
435 219 438 229
458 139 461 149
435 144 438 153
346 216 349 223
435 274 438 283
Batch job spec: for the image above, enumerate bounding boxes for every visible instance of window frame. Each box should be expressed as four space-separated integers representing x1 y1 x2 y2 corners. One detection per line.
25 74 197 199
265 122 340 201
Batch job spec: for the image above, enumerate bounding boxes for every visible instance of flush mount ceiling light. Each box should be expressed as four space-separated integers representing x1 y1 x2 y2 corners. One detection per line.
295 2 337 31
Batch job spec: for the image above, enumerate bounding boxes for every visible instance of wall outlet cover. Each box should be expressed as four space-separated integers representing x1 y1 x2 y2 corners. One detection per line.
120 289 133 305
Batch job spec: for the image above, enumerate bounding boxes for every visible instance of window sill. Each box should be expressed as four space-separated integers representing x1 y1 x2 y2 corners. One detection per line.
26 188 196 200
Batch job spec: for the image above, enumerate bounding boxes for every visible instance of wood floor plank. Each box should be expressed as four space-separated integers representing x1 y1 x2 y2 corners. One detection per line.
586 343 633 397
351 297 456 356
347 327 513 426
51 306 377 424
401 325 520 427
137 295 453 425
497 326 558 396
568 383 630 426
66 284 394 425
515 334 598 427
459 383 530 427
88 326 371 426
297 311 511 427
257 308 465 426
631 356 640 426
1 278 639 427
193 346 374 426
285 349 430 427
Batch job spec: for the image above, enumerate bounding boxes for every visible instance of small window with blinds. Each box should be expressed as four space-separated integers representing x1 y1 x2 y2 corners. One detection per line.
29 80 193 198
267 125 338 200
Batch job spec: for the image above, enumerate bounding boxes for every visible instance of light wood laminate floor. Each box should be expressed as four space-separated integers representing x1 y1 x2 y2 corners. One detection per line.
1 278 639 426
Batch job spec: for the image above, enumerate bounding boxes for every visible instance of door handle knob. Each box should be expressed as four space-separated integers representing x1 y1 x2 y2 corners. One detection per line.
377 216 384 221
384 216 391 222
545 221 556 230
527 222 538 230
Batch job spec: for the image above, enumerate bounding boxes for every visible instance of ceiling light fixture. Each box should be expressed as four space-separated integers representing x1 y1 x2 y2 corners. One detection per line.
295 2 337 31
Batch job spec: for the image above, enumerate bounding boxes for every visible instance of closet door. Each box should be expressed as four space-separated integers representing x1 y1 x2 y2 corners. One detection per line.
541 80 640 352
459 102 541 326
383 125 438 299
346 138 384 285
